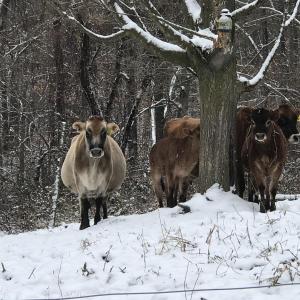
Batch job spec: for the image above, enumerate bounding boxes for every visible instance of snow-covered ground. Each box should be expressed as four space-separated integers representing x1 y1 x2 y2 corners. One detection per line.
1 185 300 300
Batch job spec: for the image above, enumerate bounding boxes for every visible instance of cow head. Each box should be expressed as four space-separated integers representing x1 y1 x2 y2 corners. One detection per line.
72 116 119 159
275 104 300 144
251 108 278 143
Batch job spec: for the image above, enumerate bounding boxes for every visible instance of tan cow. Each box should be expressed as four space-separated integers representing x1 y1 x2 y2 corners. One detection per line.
163 116 200 138
149 120 200 208
61 116 126 230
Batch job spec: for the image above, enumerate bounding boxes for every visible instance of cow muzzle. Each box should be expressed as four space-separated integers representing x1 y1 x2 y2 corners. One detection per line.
288 134 300 144
255 133 267 142
90 148 104 158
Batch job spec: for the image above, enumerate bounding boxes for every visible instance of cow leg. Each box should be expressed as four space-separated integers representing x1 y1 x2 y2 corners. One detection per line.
94 197 101 225
152 174 164 208
80 197 90 230
179 179 189 203
236 162 245 199
270 188 277 212
248 179 255 203
166 186 175 208
258 185 267 213
102 197 108 219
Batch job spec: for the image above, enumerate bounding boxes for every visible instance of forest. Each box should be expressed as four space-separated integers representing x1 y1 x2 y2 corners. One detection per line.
0 0 299 233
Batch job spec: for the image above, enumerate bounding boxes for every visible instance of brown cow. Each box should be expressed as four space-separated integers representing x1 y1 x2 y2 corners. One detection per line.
241 108 287 212
235 104 299 199
61 116 126 230
163 116 200 203
149 124 200 208
163 116 200 138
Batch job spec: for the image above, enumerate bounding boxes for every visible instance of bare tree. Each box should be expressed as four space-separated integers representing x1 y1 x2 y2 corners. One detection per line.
61 0 299 192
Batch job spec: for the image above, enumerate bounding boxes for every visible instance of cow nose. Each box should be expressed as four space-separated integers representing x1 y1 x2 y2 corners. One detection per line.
255 133 266 142
90 148 103 158
289 134 300 144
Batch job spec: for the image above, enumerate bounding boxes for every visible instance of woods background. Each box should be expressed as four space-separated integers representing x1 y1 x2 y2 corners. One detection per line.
0 0 299 233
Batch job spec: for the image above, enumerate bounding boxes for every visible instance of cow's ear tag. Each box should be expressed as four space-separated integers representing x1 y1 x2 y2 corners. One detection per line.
106 127 112 135
298 115 300 122
106 123 120 136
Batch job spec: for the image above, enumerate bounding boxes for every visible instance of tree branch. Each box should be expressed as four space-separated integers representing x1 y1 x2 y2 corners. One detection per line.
114 2 191 67
238 0 291 88
232 0 263 20
182 0 202 28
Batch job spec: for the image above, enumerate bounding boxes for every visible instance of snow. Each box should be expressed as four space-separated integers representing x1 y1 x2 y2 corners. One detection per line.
184 0 202 24
238 17 284 86
114 3 185 53
64 13 125 40
231 0 260 17
1 185 300 300
285 0 300 27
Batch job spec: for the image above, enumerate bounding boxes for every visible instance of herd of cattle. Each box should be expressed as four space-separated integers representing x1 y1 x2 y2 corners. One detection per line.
61 105 299 230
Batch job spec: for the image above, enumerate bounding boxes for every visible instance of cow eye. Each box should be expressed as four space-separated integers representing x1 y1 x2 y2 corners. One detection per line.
100 128 107 137
86 128 92 136
266 120 271 127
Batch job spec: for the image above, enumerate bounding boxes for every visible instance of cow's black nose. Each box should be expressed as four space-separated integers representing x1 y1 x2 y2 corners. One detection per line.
90 148 103 157
255 133 266 142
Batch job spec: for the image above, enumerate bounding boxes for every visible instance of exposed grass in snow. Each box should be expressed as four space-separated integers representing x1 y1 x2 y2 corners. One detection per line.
1 185 300 300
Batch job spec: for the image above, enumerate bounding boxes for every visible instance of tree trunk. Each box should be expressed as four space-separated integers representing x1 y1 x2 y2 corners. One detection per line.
197 60 238 193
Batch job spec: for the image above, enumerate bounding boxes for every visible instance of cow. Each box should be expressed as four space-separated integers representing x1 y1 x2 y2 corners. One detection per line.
275 104 300 144
241 108 287 212
163 116 200 138
235 104 299 200
163 116 200 202
149 123 200 208
61 116 126 230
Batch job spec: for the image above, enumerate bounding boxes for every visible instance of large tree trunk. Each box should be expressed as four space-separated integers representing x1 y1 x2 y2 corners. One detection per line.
198 61 238 193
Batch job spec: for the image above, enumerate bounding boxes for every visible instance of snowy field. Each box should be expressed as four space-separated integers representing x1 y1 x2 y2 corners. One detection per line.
1 185 300 300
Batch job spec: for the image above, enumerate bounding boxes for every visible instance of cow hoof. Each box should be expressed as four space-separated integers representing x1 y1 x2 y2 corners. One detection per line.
259 205 267 213
94 217 101 225
79 223 90 230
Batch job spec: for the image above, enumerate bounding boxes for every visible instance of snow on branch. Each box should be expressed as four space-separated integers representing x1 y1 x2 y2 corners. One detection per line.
238 1 292 87
183 0 202 25
285 0 300 27
232 0 262 18
115 3 185 52
63 12 125 40
145 1 193 50
114 3 190 66
260 6 300 26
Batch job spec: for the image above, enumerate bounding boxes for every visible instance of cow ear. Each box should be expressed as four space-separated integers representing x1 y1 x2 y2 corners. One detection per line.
72 121 86 132
297 110 300 122
107 123 119 136
271 110 280 122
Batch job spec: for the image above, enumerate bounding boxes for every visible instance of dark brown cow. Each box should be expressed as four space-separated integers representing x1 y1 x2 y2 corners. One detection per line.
61 116 126 230
235 104 299 199
241 108 287 212
149 124 200 208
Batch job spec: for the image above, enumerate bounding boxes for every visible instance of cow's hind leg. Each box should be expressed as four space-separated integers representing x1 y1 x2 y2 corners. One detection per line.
151 174 164 208
80 197 90 230
179 179 190 203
